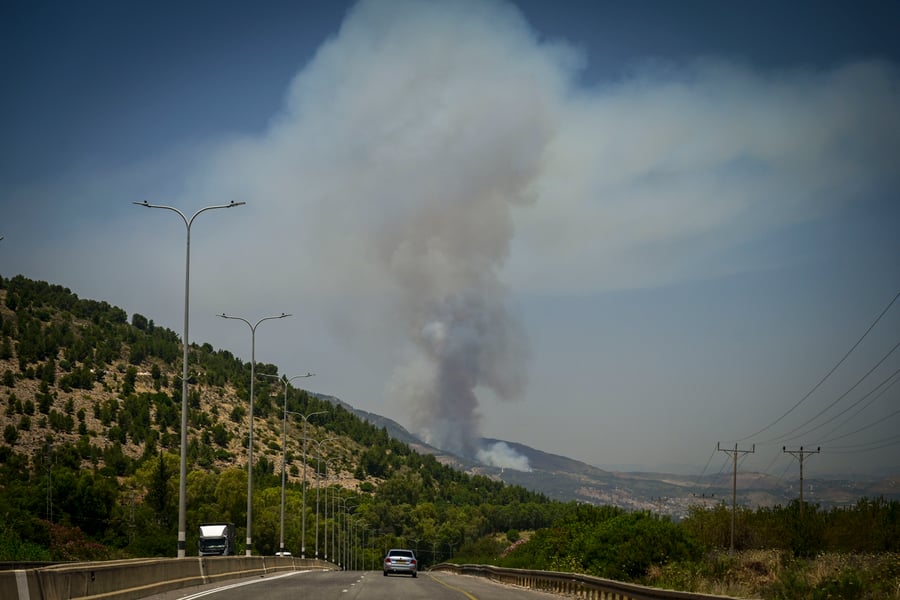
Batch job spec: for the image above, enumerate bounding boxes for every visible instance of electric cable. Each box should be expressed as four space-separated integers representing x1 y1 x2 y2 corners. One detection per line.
765 340 900 444
733 290 900 443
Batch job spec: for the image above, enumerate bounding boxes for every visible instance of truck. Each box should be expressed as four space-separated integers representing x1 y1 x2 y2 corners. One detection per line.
198 522 235 556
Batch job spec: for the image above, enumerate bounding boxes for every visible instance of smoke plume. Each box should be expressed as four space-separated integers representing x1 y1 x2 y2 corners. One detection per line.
212 0 571 463
182 0 900 472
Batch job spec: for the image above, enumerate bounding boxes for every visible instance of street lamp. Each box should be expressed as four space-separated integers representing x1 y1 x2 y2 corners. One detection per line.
258 373 318 557
368 529 378 571
338 497 358 569
332 485 339 562
347 515 360 570
133 199 244 558
351 517 368 571
311 442 337 558
292 410 325 559
319 457 335 561
218 312 291 555
313 452 337 560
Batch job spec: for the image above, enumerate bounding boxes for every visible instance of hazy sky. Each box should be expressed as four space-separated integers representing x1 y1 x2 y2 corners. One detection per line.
2 0 899 478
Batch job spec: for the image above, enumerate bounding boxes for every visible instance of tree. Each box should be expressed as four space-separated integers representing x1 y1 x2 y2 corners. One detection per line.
143 452 176 527
131 314 149 331
122 366 138 395
214 468 247 525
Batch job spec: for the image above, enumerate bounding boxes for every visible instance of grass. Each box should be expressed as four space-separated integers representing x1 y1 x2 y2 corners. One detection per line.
644 550 900 599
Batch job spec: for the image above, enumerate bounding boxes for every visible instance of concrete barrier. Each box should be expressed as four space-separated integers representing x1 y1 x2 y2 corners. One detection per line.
0 556 334 600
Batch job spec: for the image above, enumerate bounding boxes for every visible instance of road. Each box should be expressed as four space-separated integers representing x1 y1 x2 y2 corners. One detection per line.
141 569 564 600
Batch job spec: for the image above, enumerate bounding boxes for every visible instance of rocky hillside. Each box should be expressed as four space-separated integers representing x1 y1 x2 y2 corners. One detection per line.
0 283 363 492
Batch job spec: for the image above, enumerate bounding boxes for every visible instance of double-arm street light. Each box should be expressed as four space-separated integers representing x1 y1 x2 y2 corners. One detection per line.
257 373 319 557
218 312 291 555
133 199 244 558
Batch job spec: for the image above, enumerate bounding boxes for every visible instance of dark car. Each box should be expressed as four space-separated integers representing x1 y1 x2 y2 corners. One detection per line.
383 548 417 577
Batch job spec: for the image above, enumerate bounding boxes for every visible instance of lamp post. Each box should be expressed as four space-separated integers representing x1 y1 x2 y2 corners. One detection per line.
347 516 358 570
319 459 332 560
218 312 291 555
332 475 338 562
258 373 318 557
133 199 244 558
326 477 334 561
325 461 338 564
352 517 368 571
338 498 358 569
293 411 325 559
312 445 337 558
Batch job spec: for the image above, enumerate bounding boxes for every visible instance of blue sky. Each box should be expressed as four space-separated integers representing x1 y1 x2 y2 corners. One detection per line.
2 0 899 479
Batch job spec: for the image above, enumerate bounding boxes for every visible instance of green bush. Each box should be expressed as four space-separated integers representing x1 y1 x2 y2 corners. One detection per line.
456 535 506 564
502 511 701 581
0 522 52 561
812 569 865 600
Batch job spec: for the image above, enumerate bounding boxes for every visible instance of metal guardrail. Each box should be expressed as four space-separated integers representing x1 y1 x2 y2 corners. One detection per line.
0 556 336 600
430 563 755 600
1 557 755 600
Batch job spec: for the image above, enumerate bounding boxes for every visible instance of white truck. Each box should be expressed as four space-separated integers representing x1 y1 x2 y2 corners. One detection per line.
198 522 235 556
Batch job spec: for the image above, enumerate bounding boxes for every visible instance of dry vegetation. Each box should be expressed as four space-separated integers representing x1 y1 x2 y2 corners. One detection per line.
646 550 900 599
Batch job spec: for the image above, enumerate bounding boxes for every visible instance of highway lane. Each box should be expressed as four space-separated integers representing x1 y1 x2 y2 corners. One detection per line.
141 569 564 600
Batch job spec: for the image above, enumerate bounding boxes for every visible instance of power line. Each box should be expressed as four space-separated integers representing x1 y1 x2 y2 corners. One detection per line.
690 445 718 491
826 432 900 453
757 447 786 477
734 290 900 442
775 458 794 481
765 340 900 444
817 405 900 445
814 374 900 444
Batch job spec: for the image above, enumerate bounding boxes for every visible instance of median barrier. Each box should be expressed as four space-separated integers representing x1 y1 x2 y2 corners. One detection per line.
431 563 757 600
0 556 334 600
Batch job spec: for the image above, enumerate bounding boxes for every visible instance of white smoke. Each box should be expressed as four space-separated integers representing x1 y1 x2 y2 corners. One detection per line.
477 441 532 472
246 0 571 461
170 0 900 472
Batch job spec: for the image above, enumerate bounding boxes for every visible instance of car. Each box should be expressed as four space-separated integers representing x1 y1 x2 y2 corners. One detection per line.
275 551 291 557
383 548 417 577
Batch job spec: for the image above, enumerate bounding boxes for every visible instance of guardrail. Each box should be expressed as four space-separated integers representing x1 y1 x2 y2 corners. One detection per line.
430 563 755 600
0 556 336 600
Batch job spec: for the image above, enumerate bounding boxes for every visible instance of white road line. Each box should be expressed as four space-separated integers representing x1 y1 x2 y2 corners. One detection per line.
177 570 310 600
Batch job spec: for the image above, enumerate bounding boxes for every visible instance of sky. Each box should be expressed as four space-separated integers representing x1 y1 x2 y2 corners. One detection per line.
2 0 899 479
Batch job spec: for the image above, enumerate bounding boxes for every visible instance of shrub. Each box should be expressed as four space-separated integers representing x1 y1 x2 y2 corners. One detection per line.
502 511 701 581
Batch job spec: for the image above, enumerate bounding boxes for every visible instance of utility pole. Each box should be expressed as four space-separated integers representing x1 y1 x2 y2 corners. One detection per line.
718 442 755 552
783 446 820 519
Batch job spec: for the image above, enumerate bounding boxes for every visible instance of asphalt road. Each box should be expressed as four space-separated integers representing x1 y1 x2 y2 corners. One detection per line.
140 569 564 600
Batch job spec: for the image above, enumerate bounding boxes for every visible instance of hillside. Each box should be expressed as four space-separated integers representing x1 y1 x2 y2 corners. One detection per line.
493 442 900 517
336 410 900 518
0 282 361 491
0 274 556 561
